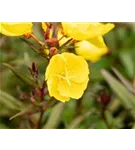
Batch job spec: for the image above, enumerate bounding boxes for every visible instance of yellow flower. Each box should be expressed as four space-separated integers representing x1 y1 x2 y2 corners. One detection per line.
62 22 115 40
75 36 108 62
0 22 32 36
45 53 89 102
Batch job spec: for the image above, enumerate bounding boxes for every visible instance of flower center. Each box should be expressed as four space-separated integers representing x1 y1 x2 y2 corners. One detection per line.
56 67 76 85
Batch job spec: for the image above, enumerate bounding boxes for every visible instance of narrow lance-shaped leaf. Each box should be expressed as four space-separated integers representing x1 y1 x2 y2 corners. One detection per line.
101 69 135 110
67 111 94 129
112 67 135 95
0 89 23 110
20 38 47 58
9 105 36 120
24 52 31 67
20 38 40 54
119 51 135 78
3 63 39 88
43 103 64 129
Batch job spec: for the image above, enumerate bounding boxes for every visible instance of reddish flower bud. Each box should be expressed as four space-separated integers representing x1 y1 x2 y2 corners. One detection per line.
32 62 36 72
98 90 111 106
50 47 58 56
46 38 58 47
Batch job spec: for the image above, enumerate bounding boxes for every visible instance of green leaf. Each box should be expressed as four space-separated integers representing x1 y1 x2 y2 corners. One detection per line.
0 123 10 129
20 38 46 58
101 69 135 110
112 67 135 95
3 63 39 88
0 89 23 110
67 111 94 129
107 98 121 113
43 103 64 129
132 124 135 129
9 105 35 120
63 100 76 126
24 52 31 67
94 120 107 129
104 110 113 127
119 50 135 78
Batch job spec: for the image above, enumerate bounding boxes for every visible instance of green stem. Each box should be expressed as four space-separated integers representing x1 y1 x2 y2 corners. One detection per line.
101 107 112 129
36 100 56 129
37 108 44 129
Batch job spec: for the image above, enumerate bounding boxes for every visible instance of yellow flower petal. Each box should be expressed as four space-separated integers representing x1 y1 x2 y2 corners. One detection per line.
62 22 115 40
58 31 71 46
0 22 32 36
62 53 89 83
87 23 115 39
47 77 70 102
42 22 48 32
0 23 1 32
45 54 65 80
58 78 89 99
75 36 108 62
89 36 107 54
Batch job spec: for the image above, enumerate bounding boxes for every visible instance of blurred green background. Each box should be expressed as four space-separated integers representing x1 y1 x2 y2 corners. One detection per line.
0 23 135 129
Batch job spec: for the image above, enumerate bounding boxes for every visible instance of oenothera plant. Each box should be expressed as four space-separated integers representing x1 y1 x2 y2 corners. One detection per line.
0 22 115 128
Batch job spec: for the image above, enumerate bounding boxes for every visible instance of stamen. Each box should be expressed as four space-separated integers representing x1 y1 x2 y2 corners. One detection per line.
68 76 76 79
56 74 66 80
55 68 76 86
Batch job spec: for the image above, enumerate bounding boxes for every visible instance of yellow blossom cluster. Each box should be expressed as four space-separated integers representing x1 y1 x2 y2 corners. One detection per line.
62 22 114 62
0 22 114 102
